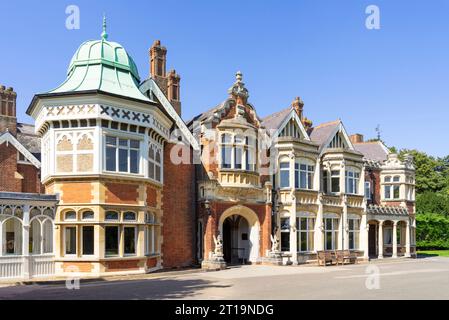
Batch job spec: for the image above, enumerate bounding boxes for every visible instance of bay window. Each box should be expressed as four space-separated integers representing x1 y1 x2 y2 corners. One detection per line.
297 217 315 252
280 162 290 189
220 133 256 171
295 162 314 190
280 217 290 252
324 217 339 250
82 226 94 255
64 227 77 255
124 227 136 255
384 176 400 200
148 144 162 182
105 136 140 174
348 219 360 250
331 170 340 193
345 169 360 194
105 226 119 256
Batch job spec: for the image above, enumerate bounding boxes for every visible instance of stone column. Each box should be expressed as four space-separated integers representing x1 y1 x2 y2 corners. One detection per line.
378 221 384 259
405 220 411 258
22 205 31 279
289 152 297 263
361 214 369 259
342 196 349 251
315 194 324 251
392 221 398 258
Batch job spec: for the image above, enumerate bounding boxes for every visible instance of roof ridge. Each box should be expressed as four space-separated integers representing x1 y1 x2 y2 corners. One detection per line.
313 119 340 129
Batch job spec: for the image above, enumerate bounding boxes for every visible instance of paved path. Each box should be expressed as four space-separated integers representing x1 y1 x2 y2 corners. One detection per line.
1 257 448 299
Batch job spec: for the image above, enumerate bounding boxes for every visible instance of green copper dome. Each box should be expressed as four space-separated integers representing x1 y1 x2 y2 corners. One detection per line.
48 19 150 102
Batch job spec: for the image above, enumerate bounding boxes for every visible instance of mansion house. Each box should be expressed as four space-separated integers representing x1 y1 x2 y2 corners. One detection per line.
0 24 416 280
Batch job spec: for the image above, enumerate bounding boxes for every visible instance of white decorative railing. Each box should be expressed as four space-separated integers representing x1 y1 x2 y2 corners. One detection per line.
0 256 23 279
30 255 55 278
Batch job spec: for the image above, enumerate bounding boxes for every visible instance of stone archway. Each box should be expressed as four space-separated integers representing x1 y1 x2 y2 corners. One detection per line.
219 205 260 264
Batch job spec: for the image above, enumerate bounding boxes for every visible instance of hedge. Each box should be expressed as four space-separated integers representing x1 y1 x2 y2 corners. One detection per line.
416 213 449 250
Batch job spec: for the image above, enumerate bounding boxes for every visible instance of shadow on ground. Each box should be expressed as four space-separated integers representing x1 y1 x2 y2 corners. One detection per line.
0 277 232 300
417 253 439 259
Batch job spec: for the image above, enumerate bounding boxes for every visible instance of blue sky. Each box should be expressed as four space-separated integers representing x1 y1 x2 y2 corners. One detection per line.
1 0 448 157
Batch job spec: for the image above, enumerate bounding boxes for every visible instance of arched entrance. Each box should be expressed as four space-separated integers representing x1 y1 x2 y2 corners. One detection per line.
219 205 260 264
368 220 379 257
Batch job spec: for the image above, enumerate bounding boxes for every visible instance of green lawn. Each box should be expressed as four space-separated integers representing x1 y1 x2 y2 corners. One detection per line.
417 250 449 257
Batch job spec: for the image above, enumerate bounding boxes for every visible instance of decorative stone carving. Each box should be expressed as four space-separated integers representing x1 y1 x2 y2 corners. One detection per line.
270 233 280 253
213 233 223 257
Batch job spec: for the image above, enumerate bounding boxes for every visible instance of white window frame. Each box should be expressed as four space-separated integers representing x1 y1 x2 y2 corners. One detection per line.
104 134 142 175
345 169 360 195
324 217 339 250
148 141 163 183
123 226 137 256
279 162 290 189
296 216 315 253
348 218 360 250
64 226 77 257
295 161 314 190
365 181 371 200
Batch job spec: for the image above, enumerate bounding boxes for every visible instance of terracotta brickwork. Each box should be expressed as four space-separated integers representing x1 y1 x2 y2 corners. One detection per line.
106 260 140 272
365 168 381 205
146 186 158 208
105 182 139 204
62 262 93 273
60 182 94 203
146 257 158 268
161 143 195 268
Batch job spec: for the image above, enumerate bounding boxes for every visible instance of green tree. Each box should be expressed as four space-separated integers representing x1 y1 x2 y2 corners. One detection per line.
416 192 449 217
397 149 447 193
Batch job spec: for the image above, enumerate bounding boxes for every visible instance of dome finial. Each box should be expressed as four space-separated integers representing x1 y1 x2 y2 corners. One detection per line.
101 14 108 40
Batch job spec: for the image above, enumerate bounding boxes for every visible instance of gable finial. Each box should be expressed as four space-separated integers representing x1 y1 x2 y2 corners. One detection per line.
101 14 108 40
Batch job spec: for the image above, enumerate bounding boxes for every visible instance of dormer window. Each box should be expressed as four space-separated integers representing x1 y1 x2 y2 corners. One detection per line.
220 133 256 171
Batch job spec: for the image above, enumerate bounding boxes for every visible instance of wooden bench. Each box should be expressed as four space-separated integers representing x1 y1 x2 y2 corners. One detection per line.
317 250 336 266
336 250 358 265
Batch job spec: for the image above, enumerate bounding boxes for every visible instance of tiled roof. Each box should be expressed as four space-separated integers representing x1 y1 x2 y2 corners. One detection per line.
16 122 41 159
353 141 389 162
367 204 409 216
308 120 340 147
260 107 291 130
187 103 224 127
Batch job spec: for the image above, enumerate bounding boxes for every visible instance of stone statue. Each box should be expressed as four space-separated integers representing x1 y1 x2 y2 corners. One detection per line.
213 233 223 257
270 233 280 253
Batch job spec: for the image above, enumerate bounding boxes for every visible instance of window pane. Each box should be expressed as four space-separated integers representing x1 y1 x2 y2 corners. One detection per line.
124 227 136 255
222 146 231 168
394 186 400 199
65 227 76 255
29 219 41 254
124 212 136 221
43 220 53 253
82 226 94 255
281 218 290 230
300 232 307 251
331 177 340 193
130 140 140 149
106 136 116 146
300 171 307 189
105 211 118 220
106 146 116 171
119 139 128 147
119 149 128 172
149 162 155 179
130 149 139 173
65 211 76 220
281 232 290 252
235 147 243 169
82 211 94 220
105 227 119 256
155 165 161 182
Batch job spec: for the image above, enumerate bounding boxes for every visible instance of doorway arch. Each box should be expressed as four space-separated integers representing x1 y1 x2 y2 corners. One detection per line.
219 205 260 264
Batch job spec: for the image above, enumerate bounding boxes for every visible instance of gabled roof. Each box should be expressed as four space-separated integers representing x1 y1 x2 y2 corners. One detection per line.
261 107 291 131
309 120 341 147
0 131 41 168
309 120 357 154
261 107 310 140
353 141 390 162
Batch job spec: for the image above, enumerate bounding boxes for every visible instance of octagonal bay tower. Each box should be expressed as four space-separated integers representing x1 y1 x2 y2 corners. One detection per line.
26 24 197 276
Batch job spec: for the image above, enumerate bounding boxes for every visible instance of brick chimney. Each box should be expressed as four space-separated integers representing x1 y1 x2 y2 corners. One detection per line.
291 97 304 120
149 40 168 95
167 69 181 116
0 85 17 135
349 134 364 144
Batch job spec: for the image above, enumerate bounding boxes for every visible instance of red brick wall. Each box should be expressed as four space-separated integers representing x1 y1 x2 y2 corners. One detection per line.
161 143 195 268
17 163 43 193
105 182 138 204
0 144 20 192
200 201 271 260
106 260 139 272
146 186 158 208
365 168 381 205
